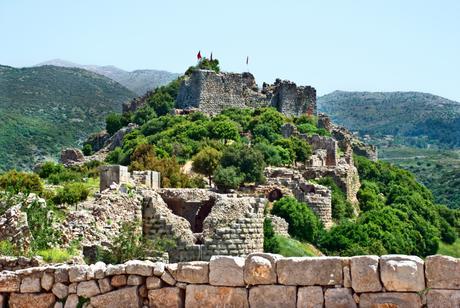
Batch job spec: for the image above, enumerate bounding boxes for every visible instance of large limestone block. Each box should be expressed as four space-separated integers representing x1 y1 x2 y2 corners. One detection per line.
426 255 460 289
77 280 101 298
297 286 323 308
64 294 78 308
249 285 296 308
148 287 184 308
0 271 20 292
277 257 343 286
54 267 69 283
125 260 154 276
105 264 126 276
185 285 249 308
324 288 356 308
20 276 41 293
41 272 54 291
350 255 382 292
111 275 127 287
380 255 425 291
176 261 209 284
9 293 56 308
90 286 140 308
244 253 280 285
426 289 460 308
146 276 163 289
359 292 422 308
209 256 245 286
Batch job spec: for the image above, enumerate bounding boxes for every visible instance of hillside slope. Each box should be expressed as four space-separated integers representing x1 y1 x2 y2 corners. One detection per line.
0 65 136 171
318 91 460 148
37 59 180 95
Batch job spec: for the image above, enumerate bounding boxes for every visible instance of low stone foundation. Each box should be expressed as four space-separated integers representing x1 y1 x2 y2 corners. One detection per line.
0 254 458 307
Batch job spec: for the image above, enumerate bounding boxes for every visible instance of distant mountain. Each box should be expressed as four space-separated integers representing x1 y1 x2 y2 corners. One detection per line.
318 91 460 148
36 59 180 95
0 65 136 171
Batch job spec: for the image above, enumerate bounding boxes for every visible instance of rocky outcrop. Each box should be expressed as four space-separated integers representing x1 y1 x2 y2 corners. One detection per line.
0 254 456 306
175 69 316 117
59 148 85 166
85 130 110 153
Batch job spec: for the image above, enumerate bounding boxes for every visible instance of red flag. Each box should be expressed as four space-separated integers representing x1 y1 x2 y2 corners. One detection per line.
246 56 249 65
197 51 202 60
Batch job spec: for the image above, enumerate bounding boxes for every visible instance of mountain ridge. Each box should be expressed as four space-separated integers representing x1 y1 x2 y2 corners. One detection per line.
36 59 180 95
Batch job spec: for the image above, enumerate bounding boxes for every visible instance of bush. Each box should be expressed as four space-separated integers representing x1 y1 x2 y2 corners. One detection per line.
53 183 89 206
271 197 323 243
263 218 280 253
95 221 175 264
82 144 93 156
0 170 43 195
213 166 243 192
37 247 74 263
220 144 265 184
106 113 124 135
0 240 21 256
316 177 355 222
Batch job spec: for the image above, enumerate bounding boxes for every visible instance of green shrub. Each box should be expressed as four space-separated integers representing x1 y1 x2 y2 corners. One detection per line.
263 218 280 253
82 144 93 156
0 170 43 195
106 112 124 135
0 240 21 256
316 177 355 222
53 183 89 205
192 147 222 185
271 197 323 243
37 247 74 263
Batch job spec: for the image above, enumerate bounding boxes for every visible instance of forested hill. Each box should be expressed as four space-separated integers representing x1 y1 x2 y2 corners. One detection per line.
317 91 460 148
0 65 136 171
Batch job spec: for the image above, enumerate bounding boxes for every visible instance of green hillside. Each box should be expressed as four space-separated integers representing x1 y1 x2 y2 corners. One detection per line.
318 91 460 148
0 65 136 171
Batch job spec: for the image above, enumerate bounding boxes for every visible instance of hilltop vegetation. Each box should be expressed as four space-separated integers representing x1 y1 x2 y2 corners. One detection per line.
0 65 136 171
318 91 460 210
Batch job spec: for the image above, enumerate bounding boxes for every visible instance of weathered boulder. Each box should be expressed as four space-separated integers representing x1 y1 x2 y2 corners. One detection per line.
297 286 323 308
77 280 100 298
105 264 126 276
244 253 280 285
90 286 140 308
127 275 144 286
277 257 343 285
359 292 422 308
176 261 209 284
148 287 183 308
9 293 56 308
425 255 460 289
380 255 425 291
249 285 296 308
209 256 245 286
350 255 382 292
51 282 68 299
161 271 176 286
185 285 248 308
426 289 460 308
54 267 69 283
324 288 356 308
20 276 41 293
0 272 20 292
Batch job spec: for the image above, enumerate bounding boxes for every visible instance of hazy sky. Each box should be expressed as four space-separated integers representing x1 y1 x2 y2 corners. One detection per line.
1 0 460 100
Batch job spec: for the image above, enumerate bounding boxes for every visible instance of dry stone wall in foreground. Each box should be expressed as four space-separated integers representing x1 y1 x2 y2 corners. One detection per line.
0 254 459 307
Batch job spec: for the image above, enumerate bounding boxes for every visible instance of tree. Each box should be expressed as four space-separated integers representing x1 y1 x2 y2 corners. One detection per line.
208 119 240 144
213 166 243 192
220 145 266 184
106 113 123 135
192 147 222 185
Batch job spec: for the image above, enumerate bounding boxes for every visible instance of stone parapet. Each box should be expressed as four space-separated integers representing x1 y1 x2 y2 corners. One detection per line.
0 254 458 307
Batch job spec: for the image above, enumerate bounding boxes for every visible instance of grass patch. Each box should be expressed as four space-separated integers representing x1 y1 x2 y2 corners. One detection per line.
274 236 322 257
36 247 76 263
438 239 460 258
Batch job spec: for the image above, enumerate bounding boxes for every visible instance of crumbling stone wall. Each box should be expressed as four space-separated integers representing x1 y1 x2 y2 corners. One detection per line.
0 254 458 307
266 215 289 237
175 69 316 117
99 165 160 191
264 167 333 228
142 189 265 262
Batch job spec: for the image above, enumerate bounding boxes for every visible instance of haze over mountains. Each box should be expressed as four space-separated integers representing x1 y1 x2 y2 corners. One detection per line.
36 59 180 95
